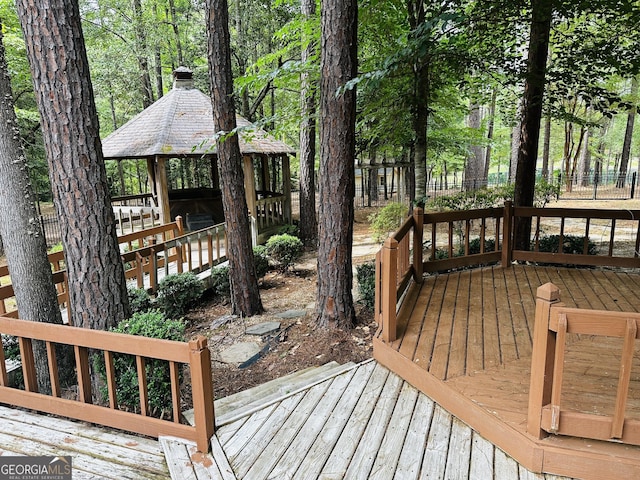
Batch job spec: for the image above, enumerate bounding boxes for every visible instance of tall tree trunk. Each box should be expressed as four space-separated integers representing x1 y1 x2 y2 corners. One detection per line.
483 88 497 182
207 0 263 316
513 0 552 250
408 1 429 201
315 0 357 329
579 126 591 187
617 77 638 188
0 30 73 393
541 115 551 181
168 0 184 66
16 0 131 331
298 0 318 248
368 145 379 203
464 101 483 190
132 0 154 108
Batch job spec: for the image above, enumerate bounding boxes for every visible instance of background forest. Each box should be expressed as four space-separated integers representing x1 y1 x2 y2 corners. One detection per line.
0 0 639 203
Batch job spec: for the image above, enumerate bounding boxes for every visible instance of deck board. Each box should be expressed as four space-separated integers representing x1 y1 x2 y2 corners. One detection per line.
374 265 640 480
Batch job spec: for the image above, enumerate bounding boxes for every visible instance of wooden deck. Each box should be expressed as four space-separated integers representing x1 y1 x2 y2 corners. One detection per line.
374 265 640 480
0 405 169 479
166 359 574 479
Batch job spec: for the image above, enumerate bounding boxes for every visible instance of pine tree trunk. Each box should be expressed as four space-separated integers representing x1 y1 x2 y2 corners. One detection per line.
464 101 483 190
541 115 551 180
0 31 74 393
513 0 552 250
483 89 497 182
207 0 263 316
315 0 357 329
298 0 318 248
617 77 638 188
16 0 131 331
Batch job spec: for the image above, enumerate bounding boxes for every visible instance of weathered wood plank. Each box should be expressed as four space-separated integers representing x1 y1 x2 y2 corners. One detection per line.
469 431 494 479
418 405 452 479
494 447 519 480
482 266 501 370
412 274 450 371
295 360 376 478
368 381 420 479
444 417 472 479
466 269 486 375
343 371 404 480
266 367 358 479
430 272 461 379
393 393 435 480
159 438 199 480
319 364 390 478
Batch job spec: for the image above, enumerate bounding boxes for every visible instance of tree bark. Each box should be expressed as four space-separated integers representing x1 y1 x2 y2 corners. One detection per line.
541 115 551 181
315 0 357 329
16 0 131 331
617 77 638 188
464 101 484 190
132 0 154 108
207 0 263 316
513 0 552 250
298 0 318 248
0 30 73 393
483 89 497 182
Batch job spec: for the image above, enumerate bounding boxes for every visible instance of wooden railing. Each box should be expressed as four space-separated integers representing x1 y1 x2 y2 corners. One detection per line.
509 203 640 268
255 194 290 231
0 218 226 322
376 203 640 344
528 283 640 446
0 316 214 452
376 208 423 342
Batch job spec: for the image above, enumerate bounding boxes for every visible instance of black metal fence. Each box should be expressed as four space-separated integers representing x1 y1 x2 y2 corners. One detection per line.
40 214 62 248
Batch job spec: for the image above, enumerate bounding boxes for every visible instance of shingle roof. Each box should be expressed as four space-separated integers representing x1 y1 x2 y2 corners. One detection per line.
101 83 295 159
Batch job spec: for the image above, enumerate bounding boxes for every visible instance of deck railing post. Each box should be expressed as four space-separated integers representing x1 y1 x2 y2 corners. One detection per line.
189 336 215 453
381 237 398 343
502 201 513 267
527 282 561 439
412 208 424 282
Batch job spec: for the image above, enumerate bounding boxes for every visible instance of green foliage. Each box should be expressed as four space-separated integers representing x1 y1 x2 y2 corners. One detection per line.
155 272 204 318
536 235 598 255
278 223 300 237
356 261 376 310
368 202 408 243
265 234 303 272
127 287 152 314
1 334 20 360
253 245 270 279
96 310 185 417
533 178 561 207
466 237 497 255
210 266 231 299
47 242 63 254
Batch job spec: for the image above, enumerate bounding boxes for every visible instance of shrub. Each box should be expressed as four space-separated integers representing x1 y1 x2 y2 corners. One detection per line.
536 234 598 255
356 261 376 310
1 334 19 360
156 272 204 318
96 310 185 417
368 202 408 243
278 223 300 237
127 287 152 314
265 234 303 272
253 245 270 279
210 265 231 299
465 237 497 255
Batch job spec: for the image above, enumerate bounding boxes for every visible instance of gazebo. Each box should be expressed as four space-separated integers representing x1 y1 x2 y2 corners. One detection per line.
101 67 296 243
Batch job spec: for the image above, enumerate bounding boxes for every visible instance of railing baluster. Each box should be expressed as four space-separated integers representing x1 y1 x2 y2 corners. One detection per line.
0 340 8 386
170 361 181 423
46 341 60 398
136 355 149 416
74 345 91 403
611 319 637 439
104 350 118 409
189 337 215 453
19 337 38 392
609 219 616 257
549 313 568 433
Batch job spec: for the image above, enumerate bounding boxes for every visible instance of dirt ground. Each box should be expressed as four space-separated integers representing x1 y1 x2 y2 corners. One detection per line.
184 209 380 400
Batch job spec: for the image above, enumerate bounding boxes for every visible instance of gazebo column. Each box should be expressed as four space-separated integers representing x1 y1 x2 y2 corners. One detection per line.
243 155 258 244
282 155 292 223
155 155 171 224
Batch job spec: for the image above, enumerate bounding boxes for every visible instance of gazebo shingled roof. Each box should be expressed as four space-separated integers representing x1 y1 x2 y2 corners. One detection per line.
101 72 295 159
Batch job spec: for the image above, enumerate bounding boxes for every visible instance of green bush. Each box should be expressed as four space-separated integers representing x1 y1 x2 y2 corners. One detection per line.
278 223 300 237
536 234 598 255
368 202 408 243
265 234 303 272
156 272 204 318
253 245 270 279
465 237 497 255
356 261 376 310
210 265 231 299
96 310 186 417
1 334 19 360
127 287 153 314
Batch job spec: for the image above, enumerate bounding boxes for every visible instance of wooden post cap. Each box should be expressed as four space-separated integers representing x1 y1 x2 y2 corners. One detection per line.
536 282 560 302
